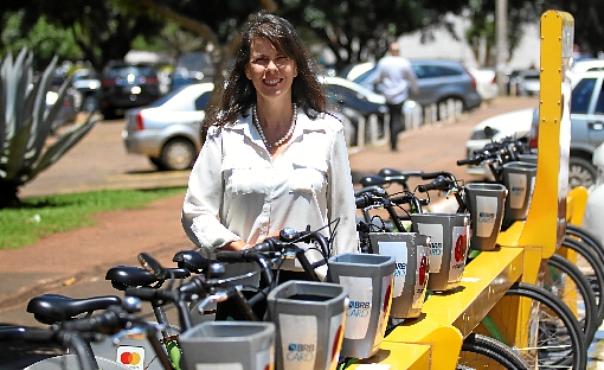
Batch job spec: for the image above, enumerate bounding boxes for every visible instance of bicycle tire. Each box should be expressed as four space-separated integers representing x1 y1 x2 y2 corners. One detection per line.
546 254 598 343
560 238 604 322
458 333 529 370
566 224 604 264
504 282 586 370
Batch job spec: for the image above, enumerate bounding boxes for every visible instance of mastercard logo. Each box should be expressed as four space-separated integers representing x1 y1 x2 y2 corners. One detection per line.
120 351 142 365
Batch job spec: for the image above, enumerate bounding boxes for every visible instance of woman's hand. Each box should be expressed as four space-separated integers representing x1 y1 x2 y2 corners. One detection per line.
222 240 248 251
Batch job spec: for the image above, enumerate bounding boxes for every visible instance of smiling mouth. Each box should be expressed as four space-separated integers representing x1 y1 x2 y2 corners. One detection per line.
263 78 283 87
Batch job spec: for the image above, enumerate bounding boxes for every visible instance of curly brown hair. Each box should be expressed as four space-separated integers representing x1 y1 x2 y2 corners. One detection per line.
205 11 326 129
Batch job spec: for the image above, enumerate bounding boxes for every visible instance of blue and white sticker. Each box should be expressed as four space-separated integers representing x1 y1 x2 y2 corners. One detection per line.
377 241 407 298
340 276 372 340
476 195 498 237
508 173 527 209
279 314 317 369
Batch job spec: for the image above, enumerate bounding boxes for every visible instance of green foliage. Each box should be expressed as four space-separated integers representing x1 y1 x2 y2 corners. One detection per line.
11 0 164 72
1 11 82 68
0 187 184 249
279 0 469 70
0 48 97 206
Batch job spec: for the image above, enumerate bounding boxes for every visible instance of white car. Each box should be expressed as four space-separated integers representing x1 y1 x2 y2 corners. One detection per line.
464 108 536 177
123 82 214 170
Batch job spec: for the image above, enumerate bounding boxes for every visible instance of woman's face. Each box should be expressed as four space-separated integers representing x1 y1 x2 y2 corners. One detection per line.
245 37 297 102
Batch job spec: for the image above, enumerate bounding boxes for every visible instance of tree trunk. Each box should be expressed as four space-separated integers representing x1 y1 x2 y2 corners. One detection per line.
0 181 20 208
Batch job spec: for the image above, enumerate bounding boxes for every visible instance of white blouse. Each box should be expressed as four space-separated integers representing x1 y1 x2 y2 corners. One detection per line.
181 109 359 261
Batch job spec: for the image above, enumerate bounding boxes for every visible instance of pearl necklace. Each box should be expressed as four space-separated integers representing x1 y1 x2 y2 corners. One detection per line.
252 104 297 151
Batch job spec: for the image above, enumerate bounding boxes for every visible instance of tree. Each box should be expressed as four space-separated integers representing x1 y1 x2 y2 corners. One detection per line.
543 0 604 57
278 0 470 70
135 0 277 106
1 11 83 69
463 0 540 67
0 49 97 207
11 0 163 72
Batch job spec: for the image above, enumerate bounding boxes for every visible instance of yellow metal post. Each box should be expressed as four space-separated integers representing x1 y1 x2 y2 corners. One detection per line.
496 10 574 261
490 9 574 350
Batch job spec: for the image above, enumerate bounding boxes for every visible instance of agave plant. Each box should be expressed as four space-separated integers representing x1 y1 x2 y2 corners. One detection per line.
0 49 97 207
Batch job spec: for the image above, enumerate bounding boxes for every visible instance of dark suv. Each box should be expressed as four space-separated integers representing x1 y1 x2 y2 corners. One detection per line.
100 63 161 118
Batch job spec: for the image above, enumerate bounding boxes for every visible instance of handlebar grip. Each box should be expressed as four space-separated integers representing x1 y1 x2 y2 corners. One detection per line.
420 171 445 180
215 250 247 262
457 158 480 166
355 195 371 209
389 194 413 205
354 185 386 197
253 240 275 253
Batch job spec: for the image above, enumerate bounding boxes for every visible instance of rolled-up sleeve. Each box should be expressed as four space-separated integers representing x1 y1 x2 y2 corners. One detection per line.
181 127 241 249
327 127 360 254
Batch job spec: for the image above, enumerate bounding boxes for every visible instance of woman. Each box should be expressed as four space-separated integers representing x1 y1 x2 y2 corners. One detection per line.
181 12 358 274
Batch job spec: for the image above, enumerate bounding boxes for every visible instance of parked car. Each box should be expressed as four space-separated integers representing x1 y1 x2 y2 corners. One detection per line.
46 89 78 132
71 69 100 112
466 68 604 188
344 59 482 116
100 63 161 119
464 108 536 177
320 75 388 146
507 69 540 96
123 82 214 170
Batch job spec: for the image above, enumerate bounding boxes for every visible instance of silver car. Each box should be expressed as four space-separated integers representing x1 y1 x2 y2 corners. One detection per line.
345 59 483 115
123 82 213 170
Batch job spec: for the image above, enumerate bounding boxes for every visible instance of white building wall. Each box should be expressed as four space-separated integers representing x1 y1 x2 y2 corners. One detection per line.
397 15 540 72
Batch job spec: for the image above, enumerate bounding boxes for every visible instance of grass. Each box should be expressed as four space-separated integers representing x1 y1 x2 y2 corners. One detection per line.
0 187 185 250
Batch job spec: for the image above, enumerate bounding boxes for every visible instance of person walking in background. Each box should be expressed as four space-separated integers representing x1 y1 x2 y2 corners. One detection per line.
181 11 359 279
375 41 418 151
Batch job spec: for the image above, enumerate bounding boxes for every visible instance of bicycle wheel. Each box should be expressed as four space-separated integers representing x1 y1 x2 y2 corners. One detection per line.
566 224 604 263
560 238 604 322
545 254 598 343
503 282 586 370
457 333 528 370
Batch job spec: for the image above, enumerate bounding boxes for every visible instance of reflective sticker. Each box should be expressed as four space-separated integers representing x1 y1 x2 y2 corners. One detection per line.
412 248 428 310
449 225 470 281
377 241 407 298
339 276 372 340
116 346 145 370
508 173 527 209
416 223 444 273
475 196 498 237
327 312 345 370
279 314 317 369
372 274 392 350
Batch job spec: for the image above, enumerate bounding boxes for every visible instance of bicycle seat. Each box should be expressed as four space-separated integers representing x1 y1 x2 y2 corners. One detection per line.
173 250 210 273
105 266 157 290
360 175 386 187
27 294 121 325
105 266 189 291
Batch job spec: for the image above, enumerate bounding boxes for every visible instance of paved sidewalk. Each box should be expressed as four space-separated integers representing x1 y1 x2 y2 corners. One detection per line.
0 97 537 326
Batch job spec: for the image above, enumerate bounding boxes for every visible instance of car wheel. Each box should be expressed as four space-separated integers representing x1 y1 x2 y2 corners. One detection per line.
160 138 196 171
569 156 597 188
148 157 167 171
